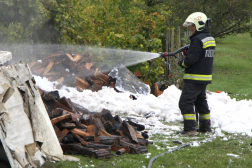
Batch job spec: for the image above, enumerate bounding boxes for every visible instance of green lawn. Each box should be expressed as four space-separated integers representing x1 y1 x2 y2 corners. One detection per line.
207 33 252 100
40 131 252 168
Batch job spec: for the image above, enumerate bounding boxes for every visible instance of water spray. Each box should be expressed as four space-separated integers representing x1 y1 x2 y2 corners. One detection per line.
1 43 190 88
0 44 160 71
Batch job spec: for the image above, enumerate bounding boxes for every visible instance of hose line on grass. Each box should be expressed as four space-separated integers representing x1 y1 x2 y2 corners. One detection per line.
148 137 214 168
147 142 191 168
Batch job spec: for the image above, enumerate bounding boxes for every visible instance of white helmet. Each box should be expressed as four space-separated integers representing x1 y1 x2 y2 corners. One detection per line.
183 12 208 31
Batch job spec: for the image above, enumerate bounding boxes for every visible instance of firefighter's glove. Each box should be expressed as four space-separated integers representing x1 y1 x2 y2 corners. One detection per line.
178 59 186 68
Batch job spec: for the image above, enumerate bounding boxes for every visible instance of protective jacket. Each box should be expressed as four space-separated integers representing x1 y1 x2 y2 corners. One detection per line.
182 29 216 84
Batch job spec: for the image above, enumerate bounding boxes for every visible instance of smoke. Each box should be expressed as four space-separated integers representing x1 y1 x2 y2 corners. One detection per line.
0 44 160 70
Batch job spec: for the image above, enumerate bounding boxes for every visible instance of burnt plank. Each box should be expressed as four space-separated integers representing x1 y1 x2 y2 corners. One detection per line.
51 113 72 125
43 71 61 77
85 62 92 70
136 131 144 139
97 129 111 137
93 118 106 136
87 125 95 136
43 61 54 76
116 148 126 155
83 136 95 141
86 143 111 151
75 77 90 90
58 97 73 111
57 77 65 84
44 103 53 118
72 54 82 62
65 53 75 61
44 99 74 113
133 70 142 78
62 134 75 143
28 60 40 69
52 108 64 118
111 146 130 153
60 144 111 159
33 66 45 75
94 68 110 83
70 113 82 122
151 83 163 97
103 121 113 134
128 120 145 131
81 114 94 125
58 129 69 143
71 128 90 138
114 115 123 123
90 83 103 92
119 139 138 148
42 90 60 101
101 109 115 123
129 146 148 154
94 136 115 145
113 136 121 146
71 130 89 146
92 149 111 159
58 97 80 114
53 125 62 140
75 121 88 129
48 52 64 58
137 138 149 146
122 121 138 144
61 122 76 129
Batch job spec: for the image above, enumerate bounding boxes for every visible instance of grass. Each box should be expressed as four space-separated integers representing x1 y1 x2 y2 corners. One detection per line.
150 132 252 168
40 130 252 168
207 33 252 100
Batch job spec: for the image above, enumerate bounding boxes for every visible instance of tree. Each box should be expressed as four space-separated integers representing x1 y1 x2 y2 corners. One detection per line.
165 0 252 38
0 0 51 44
32 0 168 83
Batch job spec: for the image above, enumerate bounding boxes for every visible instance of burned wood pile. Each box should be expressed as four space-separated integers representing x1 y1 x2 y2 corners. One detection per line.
28 52 113 92
39 88 150 159
28 51 163 96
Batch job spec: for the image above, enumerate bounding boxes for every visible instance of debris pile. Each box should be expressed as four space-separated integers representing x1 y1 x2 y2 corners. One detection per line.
28 52 163 96
0 62 70 168
28 52 113 92
39 88 150 159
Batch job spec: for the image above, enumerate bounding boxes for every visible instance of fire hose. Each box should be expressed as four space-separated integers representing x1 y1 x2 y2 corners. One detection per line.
159 44 190 60
144 44 190 81
147 137 214 168
147 142 190 168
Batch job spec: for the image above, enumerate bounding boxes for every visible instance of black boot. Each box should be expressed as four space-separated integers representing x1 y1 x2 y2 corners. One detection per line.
198 119 212 133
177 120 197 136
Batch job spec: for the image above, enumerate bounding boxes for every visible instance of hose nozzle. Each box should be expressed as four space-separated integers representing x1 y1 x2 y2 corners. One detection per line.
159 52 168 58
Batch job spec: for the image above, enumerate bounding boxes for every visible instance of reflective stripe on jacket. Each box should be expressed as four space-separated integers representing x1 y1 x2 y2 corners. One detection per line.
202 37 216 49
184 74 212 81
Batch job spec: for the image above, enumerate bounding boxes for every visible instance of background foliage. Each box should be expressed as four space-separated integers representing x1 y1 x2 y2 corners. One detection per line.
144 0 252 38
0 0 251 85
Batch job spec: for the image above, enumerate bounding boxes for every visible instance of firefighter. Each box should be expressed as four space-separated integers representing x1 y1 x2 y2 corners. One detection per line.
177 12 216 136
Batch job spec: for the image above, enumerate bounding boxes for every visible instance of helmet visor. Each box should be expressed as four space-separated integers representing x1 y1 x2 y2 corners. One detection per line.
183 21 194 27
